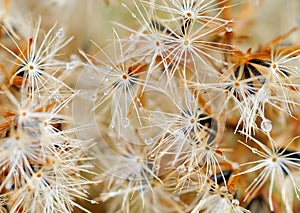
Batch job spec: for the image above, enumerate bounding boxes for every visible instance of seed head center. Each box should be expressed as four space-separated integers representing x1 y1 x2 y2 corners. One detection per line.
122 74 128 80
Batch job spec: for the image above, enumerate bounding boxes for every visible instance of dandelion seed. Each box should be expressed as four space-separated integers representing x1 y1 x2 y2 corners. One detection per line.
0 18 74 102
235 132 300 212
80 31 146 137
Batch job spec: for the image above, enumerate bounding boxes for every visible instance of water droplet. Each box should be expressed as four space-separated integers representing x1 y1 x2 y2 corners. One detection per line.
261 119 272 132
144 137 154 145
226 26 233 33
13 170 18 177
129 34 135 40
176 165 186 173
66 61 77 70
174 196 180 201
121 3 127 8
5 182 13 190
121 118 130 128
131 13 137 18
70 54 80 61
56 28 64 38
188 94 195 103
90 200 97 204
231 162 239 170
154 165 160 171
106 65 113 70
108 126 116 137
105 78 109 82
232 199 239 206
104 91 109 96
252 148 258 154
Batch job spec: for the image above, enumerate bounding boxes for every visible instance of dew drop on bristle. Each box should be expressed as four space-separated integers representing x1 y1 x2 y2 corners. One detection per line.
174 196 180 201
13 170 18 177
5 182 13 190
232 199 239 206
66 61 76 70
90 200 97 204
144 137 154 145
188 94 195 103
177 165 186 173
108 125 116 137
56 28 64 38
261 119 272 132
129 34 135 40
121 118 130 128
251 148 258 154
231 162 239 170
226 26 233 33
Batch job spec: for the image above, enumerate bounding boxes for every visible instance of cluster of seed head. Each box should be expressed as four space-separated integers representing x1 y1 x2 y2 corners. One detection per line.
83 0 300 212
0 0 300 213
0 17 94 213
